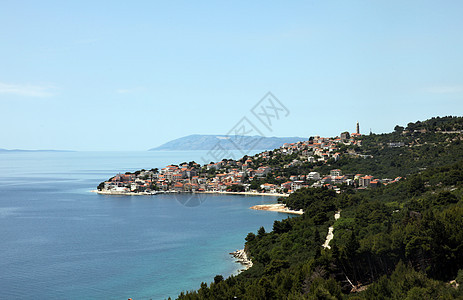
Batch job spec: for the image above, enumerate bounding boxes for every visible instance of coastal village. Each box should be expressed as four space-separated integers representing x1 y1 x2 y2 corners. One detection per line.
97 123 402 196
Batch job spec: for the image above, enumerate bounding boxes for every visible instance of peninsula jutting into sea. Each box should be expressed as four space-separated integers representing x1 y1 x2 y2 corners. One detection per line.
96 122 383 200
97 116 463 299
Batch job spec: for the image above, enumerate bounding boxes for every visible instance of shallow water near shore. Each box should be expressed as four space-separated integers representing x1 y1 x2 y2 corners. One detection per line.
0 151 292 299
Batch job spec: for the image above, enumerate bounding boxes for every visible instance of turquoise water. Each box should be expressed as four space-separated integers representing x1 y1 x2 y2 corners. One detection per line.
0 151 292 299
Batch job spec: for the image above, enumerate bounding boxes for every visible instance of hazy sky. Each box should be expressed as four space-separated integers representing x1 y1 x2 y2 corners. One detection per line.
1 1 462 150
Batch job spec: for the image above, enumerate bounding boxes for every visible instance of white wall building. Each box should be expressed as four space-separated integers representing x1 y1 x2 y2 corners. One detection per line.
308 172 321 180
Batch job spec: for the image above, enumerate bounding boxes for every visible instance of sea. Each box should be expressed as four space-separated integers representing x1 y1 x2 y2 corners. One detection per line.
0 151 293 300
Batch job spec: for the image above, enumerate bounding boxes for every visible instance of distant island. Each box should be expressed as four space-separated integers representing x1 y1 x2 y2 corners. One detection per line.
148 134 306 151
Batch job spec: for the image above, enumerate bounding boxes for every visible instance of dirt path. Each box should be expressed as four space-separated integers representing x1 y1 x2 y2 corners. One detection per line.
323 211 341 249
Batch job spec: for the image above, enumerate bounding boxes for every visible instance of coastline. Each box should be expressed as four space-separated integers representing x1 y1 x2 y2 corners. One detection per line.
230 249 253 273
91 190 289 197
90 190 169 196
250 203 304 215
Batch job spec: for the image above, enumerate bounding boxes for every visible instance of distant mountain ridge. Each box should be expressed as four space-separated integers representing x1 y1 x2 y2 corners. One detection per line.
148 134 307 151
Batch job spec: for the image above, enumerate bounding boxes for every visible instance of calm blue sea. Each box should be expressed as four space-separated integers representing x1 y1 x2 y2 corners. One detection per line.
0 151 292 300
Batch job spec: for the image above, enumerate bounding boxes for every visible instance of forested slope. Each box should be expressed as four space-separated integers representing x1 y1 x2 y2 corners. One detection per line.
176 117 463 299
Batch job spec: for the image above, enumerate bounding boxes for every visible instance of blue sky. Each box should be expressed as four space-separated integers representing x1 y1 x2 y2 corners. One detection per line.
1 1 462 151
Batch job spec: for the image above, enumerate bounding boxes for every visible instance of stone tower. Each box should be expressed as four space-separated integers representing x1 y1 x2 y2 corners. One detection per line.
356 121 360 134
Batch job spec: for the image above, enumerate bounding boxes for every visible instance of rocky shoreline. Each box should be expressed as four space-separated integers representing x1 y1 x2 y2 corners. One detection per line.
230 249 253 272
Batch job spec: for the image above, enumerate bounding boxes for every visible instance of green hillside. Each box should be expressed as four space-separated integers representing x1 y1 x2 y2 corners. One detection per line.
176 116 463 299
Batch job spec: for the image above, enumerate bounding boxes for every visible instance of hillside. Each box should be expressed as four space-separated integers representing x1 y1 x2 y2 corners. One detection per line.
148 134 306 151
176 116 463 299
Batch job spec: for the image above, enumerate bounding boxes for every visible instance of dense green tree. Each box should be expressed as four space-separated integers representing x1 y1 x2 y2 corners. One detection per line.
213 275 224 284
97 182 105 190
257 226 266 237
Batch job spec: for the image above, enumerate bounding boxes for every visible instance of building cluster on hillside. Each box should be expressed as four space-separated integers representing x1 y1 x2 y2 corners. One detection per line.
99 123 398 195
280 132 362 164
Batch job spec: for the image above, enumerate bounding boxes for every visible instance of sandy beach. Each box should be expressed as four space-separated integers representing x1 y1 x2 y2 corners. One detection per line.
250 203 304 215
